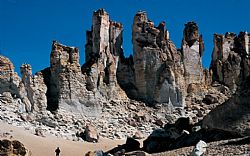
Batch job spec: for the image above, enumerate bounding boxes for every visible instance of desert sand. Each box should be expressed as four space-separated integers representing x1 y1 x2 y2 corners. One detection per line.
0 121 126 156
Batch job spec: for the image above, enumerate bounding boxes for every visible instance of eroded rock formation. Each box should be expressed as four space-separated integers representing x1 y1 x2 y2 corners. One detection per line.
20 64 47 113
0 139 29 156
44 41 88 111
202 77 250 136
131 11 186 106
210 32 250 92
182 22 205 86
82 8 128 101
0 55 20 96
0 8 249 144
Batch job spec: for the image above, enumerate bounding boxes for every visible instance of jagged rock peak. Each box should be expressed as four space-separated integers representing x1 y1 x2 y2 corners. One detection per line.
210 31 250 91
183 22 199 46
0 55 15 74
132 11 185 106
82 8 128 101
0 55 20 96
20 64 32 76
50 40 80 72
93 8 108 16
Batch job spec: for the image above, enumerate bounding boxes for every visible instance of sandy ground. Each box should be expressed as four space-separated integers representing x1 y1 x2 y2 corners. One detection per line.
0 121 126 156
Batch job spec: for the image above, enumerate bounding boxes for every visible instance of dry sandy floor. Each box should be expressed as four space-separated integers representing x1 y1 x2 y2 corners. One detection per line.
0 121 126 156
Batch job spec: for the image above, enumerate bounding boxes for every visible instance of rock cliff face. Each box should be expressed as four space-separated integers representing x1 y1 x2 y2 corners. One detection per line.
20 64 47 113
182 22 204 86
0 9 213 112
210 32 250 92
131 11 186 106
43 41 88 111
0 8 249 142
82 9 128 102
0 55 20 96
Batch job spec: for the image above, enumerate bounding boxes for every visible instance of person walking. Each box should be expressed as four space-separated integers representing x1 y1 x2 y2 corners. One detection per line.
55 147 61 156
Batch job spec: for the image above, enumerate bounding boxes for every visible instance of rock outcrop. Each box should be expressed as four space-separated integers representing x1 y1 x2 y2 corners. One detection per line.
202 77 250 136
0 139 30 156
182 22 204 86
204 31 250 135
82 8 128 101
43 41 89 112
0 55 20 96
1 9 250 148
131 11 186 106
20 64 47 113
210 32 250 92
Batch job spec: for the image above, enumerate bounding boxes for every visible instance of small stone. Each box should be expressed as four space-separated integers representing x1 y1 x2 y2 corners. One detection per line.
133 130 144 139
190 140 207 156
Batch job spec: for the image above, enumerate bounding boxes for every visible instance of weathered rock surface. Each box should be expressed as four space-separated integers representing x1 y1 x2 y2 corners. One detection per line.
182 22 204 86
84 125 99 142
20 64 47 113
0 9 250 155
82 8 128 102
210 32 250 92
44 41 88 112
0 55 20 97
131 11 186 106
202 77 250 136
0 139 30 156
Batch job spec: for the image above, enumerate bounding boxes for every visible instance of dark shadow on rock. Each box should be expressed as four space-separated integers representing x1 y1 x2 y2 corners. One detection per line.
105 137 140 155
143 117 243 154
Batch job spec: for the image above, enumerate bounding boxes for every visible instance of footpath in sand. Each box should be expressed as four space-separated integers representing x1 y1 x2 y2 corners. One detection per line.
0 121 125 156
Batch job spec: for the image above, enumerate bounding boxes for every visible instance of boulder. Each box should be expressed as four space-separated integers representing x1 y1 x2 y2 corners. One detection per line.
202 78 250 136
35 128 45 137
85 150 104 156
0 139 29 156
202 94 218 104
84 125 99 142
190 140 207 156
133 131 145 139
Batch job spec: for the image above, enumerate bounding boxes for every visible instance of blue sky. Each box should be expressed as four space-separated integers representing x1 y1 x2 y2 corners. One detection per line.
1 0 250 75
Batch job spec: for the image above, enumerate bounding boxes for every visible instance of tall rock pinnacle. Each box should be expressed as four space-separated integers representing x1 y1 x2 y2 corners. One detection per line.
132 11 185 106
182 22 204 86
82 8 128 101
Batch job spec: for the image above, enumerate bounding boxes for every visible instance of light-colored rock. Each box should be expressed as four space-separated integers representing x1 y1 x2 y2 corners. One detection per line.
190 140 207 156
133 130 144 139
0 55 20 97
82 8 128 102
85 125 99 142
182 22 204 85
20 64 47 113
131 11 185 107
